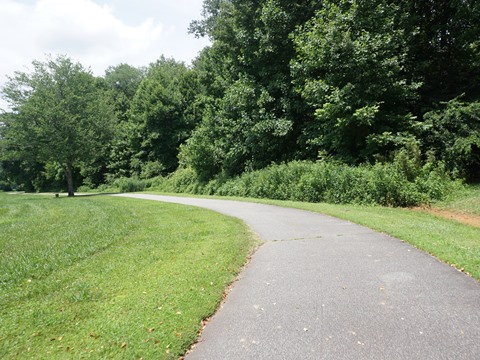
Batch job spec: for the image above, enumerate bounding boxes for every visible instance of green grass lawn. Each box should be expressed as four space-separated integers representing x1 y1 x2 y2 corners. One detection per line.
435 184 480 215
0 193 256 359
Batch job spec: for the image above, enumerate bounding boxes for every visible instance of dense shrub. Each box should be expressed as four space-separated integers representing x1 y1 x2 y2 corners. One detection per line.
113 177 153 193
0 180 12 192
166 167 200 193
109 157 460 207
211 160 459 206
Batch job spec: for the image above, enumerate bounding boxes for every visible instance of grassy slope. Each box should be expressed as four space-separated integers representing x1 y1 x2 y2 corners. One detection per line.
0 193 256 359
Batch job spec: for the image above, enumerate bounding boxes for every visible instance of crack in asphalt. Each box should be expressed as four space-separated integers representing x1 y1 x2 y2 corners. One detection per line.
270 235 324 242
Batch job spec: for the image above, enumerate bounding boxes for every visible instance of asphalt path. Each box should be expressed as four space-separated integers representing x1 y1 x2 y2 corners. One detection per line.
114 194 480 360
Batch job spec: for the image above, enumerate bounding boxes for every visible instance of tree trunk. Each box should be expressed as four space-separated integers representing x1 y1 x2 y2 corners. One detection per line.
65 163 75 197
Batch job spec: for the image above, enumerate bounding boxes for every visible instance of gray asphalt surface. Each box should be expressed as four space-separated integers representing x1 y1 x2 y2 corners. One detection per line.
114 194 480 360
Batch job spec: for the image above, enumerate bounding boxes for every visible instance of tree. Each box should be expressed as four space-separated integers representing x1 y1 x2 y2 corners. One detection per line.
1 55 116 196
100 64 146 181
181 74 293 178
291 0 420 163
126 57 200 175
104 63 146 122
184 0 322 179
422 99 480 181
399 0 480 114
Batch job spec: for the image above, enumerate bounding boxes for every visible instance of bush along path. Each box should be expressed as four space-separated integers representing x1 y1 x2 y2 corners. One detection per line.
115 194 480 360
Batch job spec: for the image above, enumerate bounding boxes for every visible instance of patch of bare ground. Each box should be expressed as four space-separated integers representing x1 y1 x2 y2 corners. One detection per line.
411 206 480 228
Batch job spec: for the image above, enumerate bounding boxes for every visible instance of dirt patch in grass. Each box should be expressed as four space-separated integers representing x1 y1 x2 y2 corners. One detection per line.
412 207 480 228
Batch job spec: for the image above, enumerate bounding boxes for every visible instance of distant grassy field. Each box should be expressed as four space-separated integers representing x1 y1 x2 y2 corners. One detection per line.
0 193 256 359
436 184 480 215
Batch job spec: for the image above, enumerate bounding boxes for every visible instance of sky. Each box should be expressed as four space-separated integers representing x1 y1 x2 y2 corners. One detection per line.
0 0 210 109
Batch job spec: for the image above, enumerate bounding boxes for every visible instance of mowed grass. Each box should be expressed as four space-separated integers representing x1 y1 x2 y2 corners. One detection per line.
0 193 256 359
436 184 480 215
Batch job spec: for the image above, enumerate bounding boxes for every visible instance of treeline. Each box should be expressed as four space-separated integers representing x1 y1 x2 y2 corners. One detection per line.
1 0 479 202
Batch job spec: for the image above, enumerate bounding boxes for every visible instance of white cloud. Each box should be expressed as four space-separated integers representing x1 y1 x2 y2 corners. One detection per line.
0 0 209 110
34 0 166 66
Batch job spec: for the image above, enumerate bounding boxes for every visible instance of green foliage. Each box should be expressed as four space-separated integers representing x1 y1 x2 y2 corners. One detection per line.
103 63 146 122
178 115 222 181
0 160 51 192
1 55 116 196
113 177 153 193
108 153 458 208
139 161 165 180
400 0 480 107
2 1 480 193
151 156 460 207
183 1 321 179
127 57 200 175
105 120 137 180
292 0 420 162
213 161 431 207
104 64 146 99
422 99 480 181
181 75 293 178
392 139 423 181
166 167 200 193
184 0 479 181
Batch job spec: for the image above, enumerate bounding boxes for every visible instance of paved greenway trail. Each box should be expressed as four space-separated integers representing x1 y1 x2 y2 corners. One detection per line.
114 194 480 360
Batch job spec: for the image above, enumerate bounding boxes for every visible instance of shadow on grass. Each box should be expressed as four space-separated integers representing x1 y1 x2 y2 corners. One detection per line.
7 191 119 199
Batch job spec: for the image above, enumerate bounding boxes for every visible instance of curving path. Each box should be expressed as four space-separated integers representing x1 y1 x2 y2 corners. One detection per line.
114 194 480 360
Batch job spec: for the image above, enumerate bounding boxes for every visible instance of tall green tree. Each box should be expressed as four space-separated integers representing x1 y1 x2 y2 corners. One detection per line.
422 99 480 181
292 0 420 162
184 0 321 178
101 64 146 180
77 65 145 188
0 55 116 196
399 0 480 113
186 0 479 180
104 63 146 122
126 57 200 176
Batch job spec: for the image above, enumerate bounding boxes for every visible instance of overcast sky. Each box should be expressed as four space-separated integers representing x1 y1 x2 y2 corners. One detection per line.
0 0 210 109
